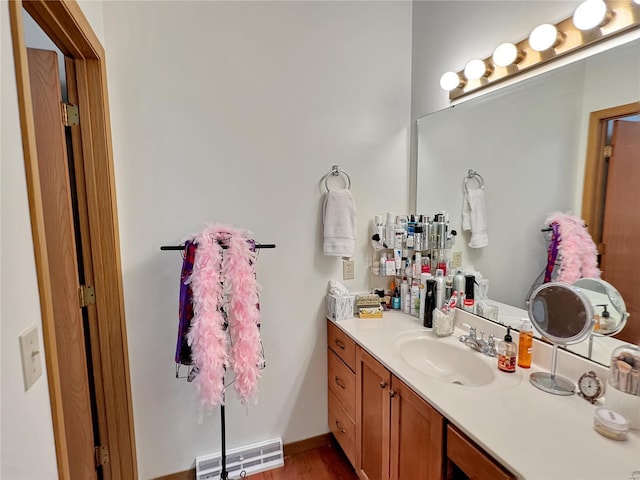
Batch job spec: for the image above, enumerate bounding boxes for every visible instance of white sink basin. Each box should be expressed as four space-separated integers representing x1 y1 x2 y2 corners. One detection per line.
392 331 495 387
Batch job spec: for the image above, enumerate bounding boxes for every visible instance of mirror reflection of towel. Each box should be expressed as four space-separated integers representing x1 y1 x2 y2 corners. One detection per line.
323 189 356 257
462 189 488 248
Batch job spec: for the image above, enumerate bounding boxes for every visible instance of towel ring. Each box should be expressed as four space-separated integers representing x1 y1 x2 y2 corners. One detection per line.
324 165 352 192
463 169 484 193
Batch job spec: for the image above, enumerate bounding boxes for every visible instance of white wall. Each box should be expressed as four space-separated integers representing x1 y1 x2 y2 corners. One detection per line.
0 2 104 478
101 1 411 477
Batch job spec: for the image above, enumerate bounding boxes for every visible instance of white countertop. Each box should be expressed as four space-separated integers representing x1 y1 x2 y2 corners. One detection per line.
332 310 640 480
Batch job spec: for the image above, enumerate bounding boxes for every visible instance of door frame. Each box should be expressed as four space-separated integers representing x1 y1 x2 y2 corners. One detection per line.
581 101 640 245
9 1 137 478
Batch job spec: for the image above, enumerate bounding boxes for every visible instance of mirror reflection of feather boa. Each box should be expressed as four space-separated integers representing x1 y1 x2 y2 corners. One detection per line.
186 224 262 412
545 212 600 284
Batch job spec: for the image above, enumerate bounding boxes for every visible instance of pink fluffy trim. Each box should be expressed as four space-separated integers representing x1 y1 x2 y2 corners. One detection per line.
186 224 262 412
545 211 600 284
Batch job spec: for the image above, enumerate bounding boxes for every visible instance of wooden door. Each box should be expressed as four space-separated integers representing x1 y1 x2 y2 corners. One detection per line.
356 347 391 480
27 47 97 479
601 119 640 345
389 376 444 480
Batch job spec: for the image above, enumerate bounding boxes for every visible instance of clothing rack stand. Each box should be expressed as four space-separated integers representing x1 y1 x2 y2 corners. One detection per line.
161 240 276 480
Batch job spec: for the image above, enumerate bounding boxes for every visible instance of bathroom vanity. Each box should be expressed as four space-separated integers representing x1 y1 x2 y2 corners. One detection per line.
327 311 640 479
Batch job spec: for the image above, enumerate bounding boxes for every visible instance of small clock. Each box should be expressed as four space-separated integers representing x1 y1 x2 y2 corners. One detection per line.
577 371 605 404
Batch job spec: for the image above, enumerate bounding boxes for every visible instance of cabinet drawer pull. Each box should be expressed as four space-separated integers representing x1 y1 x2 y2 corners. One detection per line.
334 376 346 389
334 339 346 350
379 381 387 389
335 420 347 434
389 389 396 398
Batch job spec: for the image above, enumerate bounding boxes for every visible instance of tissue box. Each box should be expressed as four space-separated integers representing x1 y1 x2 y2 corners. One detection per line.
326 294 355 321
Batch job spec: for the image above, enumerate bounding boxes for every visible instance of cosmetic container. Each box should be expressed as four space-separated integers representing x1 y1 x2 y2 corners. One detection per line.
453 270 465 308
606 344 640 429
433 308 455 337
593 408 629 441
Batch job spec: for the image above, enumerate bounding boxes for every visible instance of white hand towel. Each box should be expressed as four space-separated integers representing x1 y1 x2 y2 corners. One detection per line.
323 188 356 257
462 189 488 248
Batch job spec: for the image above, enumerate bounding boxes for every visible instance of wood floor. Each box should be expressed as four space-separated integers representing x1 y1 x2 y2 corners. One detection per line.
246 442 357 480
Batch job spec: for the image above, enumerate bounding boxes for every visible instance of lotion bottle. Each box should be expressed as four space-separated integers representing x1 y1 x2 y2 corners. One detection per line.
497 327 517 373
517 319 533 368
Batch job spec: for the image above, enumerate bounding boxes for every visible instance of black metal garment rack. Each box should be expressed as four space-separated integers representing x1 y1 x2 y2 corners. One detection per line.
161 241 275 480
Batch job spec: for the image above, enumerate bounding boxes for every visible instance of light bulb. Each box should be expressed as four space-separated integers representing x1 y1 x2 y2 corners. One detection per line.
464 59 489 80
529 24 560 51
440 71 463 91
492 43 519 67
573 0 608 30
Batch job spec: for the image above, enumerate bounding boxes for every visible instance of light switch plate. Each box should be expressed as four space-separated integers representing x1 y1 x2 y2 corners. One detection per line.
19 325 42 391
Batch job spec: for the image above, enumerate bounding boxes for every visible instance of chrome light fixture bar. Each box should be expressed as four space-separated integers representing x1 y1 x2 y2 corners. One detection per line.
443 0 640 100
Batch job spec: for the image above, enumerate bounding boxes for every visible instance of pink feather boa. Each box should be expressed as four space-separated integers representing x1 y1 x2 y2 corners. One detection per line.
545 212 601 284
186 224 262 412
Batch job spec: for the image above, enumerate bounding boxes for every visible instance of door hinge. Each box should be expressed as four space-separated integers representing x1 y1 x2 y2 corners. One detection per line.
603 144 613 158
78 285 96 307
95 446 109 467
61 102 79 127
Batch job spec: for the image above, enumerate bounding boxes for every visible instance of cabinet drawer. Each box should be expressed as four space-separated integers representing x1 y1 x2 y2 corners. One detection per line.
329 389 356 467
328 348 356 420
327 321 356 371
446 425 515 480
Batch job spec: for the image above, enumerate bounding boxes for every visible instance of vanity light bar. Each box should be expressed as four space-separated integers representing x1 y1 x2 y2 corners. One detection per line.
444 0 640 100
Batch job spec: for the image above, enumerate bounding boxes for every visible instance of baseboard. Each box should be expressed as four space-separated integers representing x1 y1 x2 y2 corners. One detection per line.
283 433 332 457
153 433 332 480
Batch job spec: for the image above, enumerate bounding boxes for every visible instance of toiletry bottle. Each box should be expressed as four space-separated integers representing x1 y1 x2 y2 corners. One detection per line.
414 225 423 251
463 275 475 313
374 215 384 242
401 278 409 314
453 270 465 308
385 212 395 249
392 287 401 310
414 252 422 278
498 327 517 373
434 269 445 309
380 253 387 277
423 279 437 328
517 319 533 368
410 281 420 317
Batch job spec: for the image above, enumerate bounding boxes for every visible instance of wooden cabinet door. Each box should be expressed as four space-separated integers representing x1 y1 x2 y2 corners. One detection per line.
390 377 444 480
356 347 392 480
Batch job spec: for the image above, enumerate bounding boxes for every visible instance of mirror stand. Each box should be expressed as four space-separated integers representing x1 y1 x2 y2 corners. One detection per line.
530 344 575 395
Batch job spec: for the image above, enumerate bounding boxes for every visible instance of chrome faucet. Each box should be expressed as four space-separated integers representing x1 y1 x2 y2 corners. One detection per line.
459 325 481 351
459 325 497 357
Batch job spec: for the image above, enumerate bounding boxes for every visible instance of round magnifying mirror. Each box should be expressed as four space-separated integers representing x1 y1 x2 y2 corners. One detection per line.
573 277 629 336
528 282 595 395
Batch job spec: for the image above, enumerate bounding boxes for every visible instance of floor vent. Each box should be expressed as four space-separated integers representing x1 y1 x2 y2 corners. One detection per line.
195 437 284 480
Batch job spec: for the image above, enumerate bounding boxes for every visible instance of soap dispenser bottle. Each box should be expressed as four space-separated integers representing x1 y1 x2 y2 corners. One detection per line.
497 327 517 373
517 319 533 368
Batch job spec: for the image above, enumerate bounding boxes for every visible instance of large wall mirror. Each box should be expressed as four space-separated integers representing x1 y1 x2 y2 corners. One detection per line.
416 36 640 366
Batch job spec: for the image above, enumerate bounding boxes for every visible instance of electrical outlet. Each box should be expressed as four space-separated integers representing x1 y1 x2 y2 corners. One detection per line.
19 325 42 391
343 259 355 280
452 251 463 269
